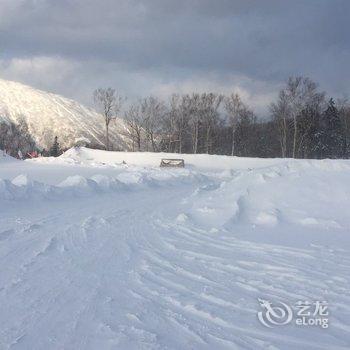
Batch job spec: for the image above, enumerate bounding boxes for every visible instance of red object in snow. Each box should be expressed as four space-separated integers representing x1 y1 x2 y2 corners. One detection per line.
27 151 39 158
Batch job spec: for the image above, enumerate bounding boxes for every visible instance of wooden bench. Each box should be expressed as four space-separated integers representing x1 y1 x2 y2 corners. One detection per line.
160 159 185 168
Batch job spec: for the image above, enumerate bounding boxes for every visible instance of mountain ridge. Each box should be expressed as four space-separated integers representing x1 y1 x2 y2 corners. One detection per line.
0 78 130 150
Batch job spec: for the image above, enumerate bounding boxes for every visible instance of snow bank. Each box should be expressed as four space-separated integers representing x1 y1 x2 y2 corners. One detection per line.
0 150 18 163
3 148 350 232
57 147 290 170
0 169 206 201
172 158 350 232
56 146 350 173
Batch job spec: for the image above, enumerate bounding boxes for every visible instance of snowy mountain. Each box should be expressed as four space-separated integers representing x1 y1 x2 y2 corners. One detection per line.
0 79 130 150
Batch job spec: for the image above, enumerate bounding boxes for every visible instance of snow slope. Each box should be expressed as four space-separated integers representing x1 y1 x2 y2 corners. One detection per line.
0 79 130 150
0 150 17 162
0 149 350 349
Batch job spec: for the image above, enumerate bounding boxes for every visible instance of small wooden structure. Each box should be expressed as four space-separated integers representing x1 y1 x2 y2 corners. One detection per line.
160 158 185 168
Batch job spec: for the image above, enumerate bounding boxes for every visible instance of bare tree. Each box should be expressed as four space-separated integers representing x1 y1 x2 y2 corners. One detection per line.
93 88 124 151
270 90 290 157
176 94 192 153
124 103 143 151
201 93 223 154
270 77 325 158
186 94 202 154
141 97 166 152
285 77 303 158
162 94 192 153
224 93 245 156
283 77 324 158
160 94 178 152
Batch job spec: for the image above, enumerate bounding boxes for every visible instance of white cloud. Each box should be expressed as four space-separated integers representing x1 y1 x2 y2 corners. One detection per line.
0 56 77 89
148 73 279 115
0 56 278 116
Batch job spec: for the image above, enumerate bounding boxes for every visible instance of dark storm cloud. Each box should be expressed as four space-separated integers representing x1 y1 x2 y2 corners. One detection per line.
1 0 350 112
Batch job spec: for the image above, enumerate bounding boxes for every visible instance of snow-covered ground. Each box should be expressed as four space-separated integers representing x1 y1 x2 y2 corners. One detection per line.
1 147 350 349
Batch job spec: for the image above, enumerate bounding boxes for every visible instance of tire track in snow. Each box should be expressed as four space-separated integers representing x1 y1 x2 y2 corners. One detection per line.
1 178 350 349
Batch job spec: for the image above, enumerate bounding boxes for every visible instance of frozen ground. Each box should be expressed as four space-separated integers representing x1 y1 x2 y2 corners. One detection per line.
0 147 350 349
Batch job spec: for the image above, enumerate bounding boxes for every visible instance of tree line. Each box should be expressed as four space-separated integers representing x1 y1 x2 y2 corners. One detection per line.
1 76 349 159
94 76 350 159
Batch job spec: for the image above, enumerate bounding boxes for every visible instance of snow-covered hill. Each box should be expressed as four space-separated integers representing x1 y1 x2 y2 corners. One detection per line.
1 149 350 349
0 79 130 150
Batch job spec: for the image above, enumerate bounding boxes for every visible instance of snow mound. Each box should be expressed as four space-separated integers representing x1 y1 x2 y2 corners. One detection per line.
180 157 350 231
0 169 205 201
58 147 350 173
58 147 290 170
0 150 18 162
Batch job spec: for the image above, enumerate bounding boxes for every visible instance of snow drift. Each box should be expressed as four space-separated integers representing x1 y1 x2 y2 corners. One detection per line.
0 149 17 162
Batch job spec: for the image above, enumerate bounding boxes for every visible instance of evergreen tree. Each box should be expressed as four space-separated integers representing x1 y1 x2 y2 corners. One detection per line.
319 99 346 158
297 107 321 159
50 136 61 157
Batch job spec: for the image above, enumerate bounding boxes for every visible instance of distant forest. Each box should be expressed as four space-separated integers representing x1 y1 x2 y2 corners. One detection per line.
95 76 350 159
1 76 350 159
0 116 37 158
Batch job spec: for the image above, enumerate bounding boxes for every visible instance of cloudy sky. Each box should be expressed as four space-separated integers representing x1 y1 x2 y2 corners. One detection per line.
1 0 349 115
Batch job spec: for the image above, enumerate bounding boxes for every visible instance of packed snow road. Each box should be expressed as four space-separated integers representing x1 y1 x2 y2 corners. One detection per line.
1 148 350 349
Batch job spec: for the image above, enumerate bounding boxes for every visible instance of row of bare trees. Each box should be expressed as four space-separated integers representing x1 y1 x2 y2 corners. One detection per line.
271 77 325 158
93 88 254 155
270 77 349 159
124 93 256 155
93 76 350 159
